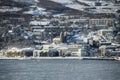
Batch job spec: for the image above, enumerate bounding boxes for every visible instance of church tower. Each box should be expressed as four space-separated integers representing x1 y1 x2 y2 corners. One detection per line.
60 31 67 43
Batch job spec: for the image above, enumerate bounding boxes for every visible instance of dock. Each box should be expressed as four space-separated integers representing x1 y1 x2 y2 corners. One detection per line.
0 57 118 60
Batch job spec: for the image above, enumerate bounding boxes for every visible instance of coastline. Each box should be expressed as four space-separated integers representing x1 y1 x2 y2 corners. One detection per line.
0 57 119 61
0 57 82 60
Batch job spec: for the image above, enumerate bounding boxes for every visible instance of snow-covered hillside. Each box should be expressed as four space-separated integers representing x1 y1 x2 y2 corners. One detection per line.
50 0 84 11
50 0 73 4
50 0 119 13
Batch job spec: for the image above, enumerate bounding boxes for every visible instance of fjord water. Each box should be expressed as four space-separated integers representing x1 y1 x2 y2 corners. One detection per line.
0 59 120 80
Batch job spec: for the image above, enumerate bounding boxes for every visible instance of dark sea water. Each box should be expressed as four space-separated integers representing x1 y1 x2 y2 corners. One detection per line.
0 59 120 80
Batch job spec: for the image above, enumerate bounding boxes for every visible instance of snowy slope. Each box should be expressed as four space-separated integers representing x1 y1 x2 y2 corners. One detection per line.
13 0 39 3
50 0 73 4
50 0 84 11
77 0 94 6
50 0 119 13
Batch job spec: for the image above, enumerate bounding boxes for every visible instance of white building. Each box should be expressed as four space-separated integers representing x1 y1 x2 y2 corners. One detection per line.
30 20 50 26
89 18 115 27
98 29 113 36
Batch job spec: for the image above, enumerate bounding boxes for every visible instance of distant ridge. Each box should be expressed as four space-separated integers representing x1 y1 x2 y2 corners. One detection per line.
0 0 30 7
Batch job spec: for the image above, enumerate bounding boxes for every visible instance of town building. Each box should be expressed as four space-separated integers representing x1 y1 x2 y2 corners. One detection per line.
33 43 85 57
98 29 113 36
53 38 61 44
99 45 120 56
89 18 115 27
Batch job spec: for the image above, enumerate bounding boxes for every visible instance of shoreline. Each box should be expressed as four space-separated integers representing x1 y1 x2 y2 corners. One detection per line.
0 57 82 60
0 57 119 61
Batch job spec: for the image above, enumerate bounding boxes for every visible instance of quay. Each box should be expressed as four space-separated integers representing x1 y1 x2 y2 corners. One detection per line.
0 57 119 61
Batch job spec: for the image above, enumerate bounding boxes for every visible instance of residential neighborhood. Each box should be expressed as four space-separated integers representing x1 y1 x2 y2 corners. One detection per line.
0 0 120 59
